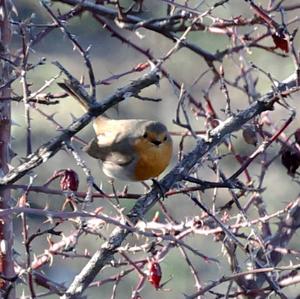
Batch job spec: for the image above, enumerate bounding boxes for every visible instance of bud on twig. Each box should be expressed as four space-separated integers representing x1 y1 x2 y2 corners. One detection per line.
59 169 79 191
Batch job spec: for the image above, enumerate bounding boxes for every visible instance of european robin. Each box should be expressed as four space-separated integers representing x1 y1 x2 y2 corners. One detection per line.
59 81 173 181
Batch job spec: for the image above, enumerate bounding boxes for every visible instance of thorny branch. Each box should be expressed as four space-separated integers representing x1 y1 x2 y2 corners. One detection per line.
0 64 160 187
63 73 300 297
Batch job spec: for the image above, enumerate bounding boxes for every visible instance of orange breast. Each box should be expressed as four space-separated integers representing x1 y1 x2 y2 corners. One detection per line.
133 139 172 181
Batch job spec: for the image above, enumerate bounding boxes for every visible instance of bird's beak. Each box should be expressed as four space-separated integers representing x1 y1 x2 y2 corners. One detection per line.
151 140 162 146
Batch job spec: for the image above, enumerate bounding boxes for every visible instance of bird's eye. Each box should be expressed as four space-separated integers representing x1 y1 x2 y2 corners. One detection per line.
163 136 167 141
143 132 148 138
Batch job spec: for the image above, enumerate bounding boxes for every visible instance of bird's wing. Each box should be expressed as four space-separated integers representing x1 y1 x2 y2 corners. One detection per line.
85 118 146 165
83 136 135 166
83 137 105 159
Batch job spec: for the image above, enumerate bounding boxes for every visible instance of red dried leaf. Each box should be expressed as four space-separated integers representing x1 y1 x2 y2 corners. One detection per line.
248 1 289 53
281 147 300 176
272 33 289 53
148 260 162 289
60 169 79 191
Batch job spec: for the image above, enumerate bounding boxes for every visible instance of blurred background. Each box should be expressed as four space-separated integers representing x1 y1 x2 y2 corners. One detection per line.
10 0 300 298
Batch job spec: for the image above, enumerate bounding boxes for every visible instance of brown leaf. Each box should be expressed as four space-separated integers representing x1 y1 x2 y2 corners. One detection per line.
148 259 162 289
60 169 79 191
281 147 300 176
272 32 289 53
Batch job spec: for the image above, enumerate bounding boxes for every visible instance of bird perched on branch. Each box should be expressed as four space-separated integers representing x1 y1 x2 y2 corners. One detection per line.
58 81 173 181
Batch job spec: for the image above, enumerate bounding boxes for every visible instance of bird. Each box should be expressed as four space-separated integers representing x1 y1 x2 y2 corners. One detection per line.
58 81 173 181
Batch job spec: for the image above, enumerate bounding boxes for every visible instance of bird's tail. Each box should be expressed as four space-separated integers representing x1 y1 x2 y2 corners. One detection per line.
58 80 94 112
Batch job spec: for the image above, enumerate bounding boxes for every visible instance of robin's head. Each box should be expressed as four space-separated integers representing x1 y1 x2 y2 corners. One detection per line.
133 121 173 180
141 122 172 147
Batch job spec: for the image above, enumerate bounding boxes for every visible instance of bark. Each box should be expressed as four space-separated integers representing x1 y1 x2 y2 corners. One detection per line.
0 0 15 298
